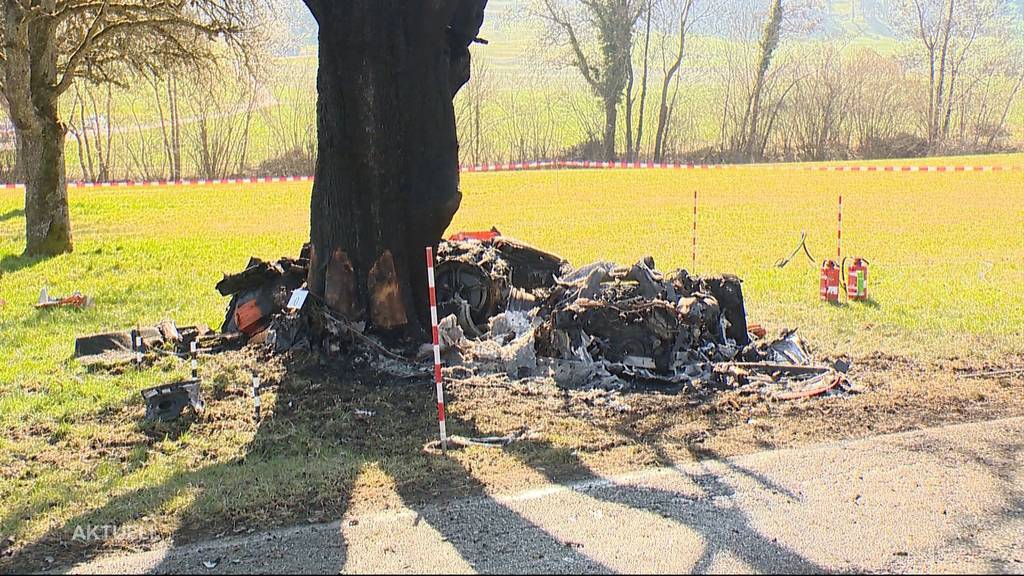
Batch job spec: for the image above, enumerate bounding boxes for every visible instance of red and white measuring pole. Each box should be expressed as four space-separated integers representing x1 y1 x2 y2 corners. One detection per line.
425 247 448 452
837 193 843 261
692 189 698 273
190 341 199 381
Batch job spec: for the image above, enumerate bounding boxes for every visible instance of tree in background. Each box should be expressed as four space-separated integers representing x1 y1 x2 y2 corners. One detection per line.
455 58 496 166
535 0 645 160
300 0 488 333
0 0 266 256
889 0 1009 151
624 0 653 162
741 0 784 161
651 0 700 162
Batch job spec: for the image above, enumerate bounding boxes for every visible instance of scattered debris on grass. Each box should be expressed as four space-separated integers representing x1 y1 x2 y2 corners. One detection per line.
423 428 540 453
219 234 859 404
140 380 205 422
74 323 241 368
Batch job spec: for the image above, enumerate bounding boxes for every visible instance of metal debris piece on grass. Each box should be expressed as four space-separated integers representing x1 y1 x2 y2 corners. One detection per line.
35 287 93 309
141 380 205 422
423 428 539 453
75 323 230 365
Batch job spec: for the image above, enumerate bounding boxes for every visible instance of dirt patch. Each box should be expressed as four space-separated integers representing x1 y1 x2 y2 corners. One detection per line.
445 353 1024 486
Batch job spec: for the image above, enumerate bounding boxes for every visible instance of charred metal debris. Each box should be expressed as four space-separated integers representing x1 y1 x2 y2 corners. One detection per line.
211 234 852 398
429 235 854 398
75 234 855 417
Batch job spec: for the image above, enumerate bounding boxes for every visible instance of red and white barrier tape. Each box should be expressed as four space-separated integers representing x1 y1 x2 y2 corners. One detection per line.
0 160 1018 191
0 175 315 190
425 246 448 453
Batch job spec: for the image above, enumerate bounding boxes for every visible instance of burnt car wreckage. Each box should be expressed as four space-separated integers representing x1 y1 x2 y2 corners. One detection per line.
75 233 853 422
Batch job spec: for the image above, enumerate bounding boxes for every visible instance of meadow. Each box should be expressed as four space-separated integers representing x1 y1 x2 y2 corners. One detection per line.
1 156 1023 567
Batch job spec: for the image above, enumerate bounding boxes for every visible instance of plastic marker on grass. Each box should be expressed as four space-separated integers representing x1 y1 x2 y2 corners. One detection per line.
425 246 448 453
252 376 262 421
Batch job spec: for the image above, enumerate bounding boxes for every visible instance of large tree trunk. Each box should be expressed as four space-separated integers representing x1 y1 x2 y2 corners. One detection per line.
3 0 73 256
303 0 486 332
19 113 71 256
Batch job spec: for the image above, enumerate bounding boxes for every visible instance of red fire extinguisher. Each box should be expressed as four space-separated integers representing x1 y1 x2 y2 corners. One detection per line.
820 260 841 303
844 257 869 301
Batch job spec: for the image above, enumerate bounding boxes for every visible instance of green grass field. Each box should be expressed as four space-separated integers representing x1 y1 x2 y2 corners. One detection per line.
1 156 1023 564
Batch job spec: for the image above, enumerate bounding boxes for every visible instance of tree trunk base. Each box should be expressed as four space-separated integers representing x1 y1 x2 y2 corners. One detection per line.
305 0 486 332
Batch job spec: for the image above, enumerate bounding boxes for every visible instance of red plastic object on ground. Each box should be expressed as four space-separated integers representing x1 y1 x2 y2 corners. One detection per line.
448 228 501 242
846 257 869 301
234 299 267 336
820 260 841 302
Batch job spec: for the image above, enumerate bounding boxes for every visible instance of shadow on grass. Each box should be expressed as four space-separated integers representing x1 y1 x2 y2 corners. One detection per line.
0 252 48 274
0 208 23 223
0 362 611 574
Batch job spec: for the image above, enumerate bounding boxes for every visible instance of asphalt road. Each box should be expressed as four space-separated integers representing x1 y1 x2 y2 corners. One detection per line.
59 417 1024 574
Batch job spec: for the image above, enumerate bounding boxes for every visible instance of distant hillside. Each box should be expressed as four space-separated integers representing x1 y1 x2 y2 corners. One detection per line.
485 0 1024 38
277 0 1024 52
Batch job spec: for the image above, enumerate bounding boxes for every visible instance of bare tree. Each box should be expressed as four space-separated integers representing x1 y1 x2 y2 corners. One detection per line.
625 0 653 161
0 0 267 256
184 66 260 180
712 0 820 162
563 86 607 158
498 81 559 162
946 35 1024 151
455 57 495 166
123 80 168 181
651 0 699 162
534 0 645 160
785 43 852 160
66 83 115 182
140 71 186 181
260 57 317 176
889 0 1008 151
845 48 919 157
740 0 784 161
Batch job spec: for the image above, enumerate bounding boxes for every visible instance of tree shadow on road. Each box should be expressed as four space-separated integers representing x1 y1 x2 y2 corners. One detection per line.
504 433 825 574
900 432 1024 573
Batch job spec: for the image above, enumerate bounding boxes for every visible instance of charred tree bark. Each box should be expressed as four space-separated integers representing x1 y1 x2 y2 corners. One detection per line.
302 0 487 333
3 0 73 256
